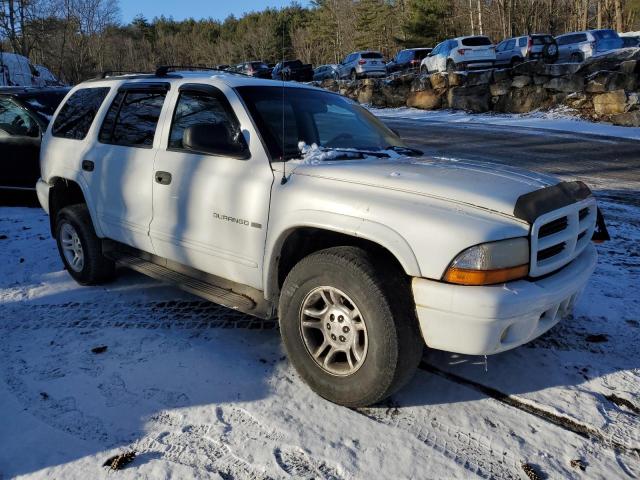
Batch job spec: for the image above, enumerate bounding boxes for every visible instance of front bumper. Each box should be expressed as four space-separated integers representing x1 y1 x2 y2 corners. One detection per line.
412 243 597 355
36 178 50 214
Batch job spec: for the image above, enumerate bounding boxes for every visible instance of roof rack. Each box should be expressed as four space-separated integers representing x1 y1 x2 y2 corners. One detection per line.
96 70 151 79
154 65 248 77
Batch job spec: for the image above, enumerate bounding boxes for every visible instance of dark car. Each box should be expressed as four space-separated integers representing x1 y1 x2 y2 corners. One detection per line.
386 48 432 74
495 34 558 66
313 64 340 81
235 61 272 78
272 60 314 82
0 87 69 191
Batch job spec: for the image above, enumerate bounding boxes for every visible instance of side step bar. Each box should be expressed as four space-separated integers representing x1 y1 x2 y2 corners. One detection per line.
110 251 269 317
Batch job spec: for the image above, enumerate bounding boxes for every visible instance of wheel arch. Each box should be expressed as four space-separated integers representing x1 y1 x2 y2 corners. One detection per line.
48 176 101 237
264 214 421 301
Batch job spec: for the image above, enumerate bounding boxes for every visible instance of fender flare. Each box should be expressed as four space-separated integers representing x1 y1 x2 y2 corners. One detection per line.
263 209 422 300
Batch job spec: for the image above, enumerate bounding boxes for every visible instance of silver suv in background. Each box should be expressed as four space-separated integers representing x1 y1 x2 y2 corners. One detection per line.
421 36 495 73
556 29 623 63
338 51 386 80
494 34 558 66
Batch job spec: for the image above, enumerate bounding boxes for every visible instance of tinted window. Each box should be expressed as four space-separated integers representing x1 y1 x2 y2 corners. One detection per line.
52 87 109 140
575 33 588 43
518 37 527 47
0 99 40 137
592 29 618 40
361 52 383 59
532 35 554 45
461 36 492 46
169 90 241 151
414 49 431 60
506 39 516 50
99 90 166 147
250 62 269 69
21 91 68 122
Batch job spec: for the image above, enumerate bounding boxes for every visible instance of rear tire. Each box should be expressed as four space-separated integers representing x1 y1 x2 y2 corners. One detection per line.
55 204 115 285
278 246 423 407
570 52 583 63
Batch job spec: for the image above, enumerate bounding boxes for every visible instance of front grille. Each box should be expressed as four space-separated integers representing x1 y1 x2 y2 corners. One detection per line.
537 242 566 261
529 198 597 277
538 216 568 238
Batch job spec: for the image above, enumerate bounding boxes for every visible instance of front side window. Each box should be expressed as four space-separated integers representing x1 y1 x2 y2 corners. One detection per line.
237 86 406 161
169 90 241 151
506 39 516 50
99 90 166 147
52 87 110 140
0 99 40 137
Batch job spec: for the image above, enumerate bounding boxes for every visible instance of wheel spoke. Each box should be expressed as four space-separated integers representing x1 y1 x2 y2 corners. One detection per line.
319 289 333 307
350 344 361 362
303 306 327 318
328 289 342 306
301 320 322 330
313 340 329 360
323 346 338 368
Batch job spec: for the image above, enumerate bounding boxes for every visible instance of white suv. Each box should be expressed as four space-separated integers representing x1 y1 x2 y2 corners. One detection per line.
37 67 602 407
421 36 496 73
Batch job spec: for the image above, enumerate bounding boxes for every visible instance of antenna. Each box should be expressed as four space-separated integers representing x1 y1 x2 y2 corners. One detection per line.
280 15 288 185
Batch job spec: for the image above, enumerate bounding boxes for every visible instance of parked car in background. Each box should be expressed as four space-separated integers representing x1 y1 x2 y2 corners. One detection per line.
620 35 640 48
0 52 40 86
421 36 495 73
234 61 272 78
34 65 63 87
556 29 623 62
338 51 386 80
215 64 230 71
271 60 313 82
494 34 558 66
386 48 432 74
0 86 69 191
313 64 339 81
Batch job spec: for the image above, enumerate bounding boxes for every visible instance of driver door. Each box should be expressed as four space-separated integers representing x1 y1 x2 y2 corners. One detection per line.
149 84 274 290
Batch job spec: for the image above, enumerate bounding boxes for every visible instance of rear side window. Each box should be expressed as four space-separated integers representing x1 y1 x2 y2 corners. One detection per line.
52 87 109 140
0 98 40 137
518 37 527 47
461 36 492 46
592 29 618 40
361 52 383 59
99 90 166 148
533 35 554 45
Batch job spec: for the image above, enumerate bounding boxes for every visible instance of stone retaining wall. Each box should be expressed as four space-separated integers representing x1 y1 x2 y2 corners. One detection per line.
316 49 640 127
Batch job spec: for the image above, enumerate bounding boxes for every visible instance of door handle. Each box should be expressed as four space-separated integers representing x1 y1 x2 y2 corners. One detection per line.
155 171 172 185
81 160 94 172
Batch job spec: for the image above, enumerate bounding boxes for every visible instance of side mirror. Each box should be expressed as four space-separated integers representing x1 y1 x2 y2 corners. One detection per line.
183 123 249 159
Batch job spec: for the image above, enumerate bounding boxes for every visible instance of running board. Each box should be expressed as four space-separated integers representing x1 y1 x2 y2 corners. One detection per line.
110 251 271 318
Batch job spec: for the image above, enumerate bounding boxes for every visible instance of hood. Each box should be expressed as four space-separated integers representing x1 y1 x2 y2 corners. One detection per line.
291 156 559 219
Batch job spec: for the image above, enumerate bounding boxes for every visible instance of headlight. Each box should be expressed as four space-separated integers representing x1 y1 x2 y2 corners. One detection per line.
443 237 529 286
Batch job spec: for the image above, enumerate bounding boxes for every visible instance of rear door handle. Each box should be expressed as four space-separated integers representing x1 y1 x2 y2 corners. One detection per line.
155 171 172 185
81 160 94 172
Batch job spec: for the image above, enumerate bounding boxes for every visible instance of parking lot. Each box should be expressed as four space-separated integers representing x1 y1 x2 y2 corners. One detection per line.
1 111 638 479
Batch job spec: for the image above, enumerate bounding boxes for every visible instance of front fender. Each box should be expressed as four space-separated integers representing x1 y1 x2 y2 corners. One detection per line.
263 209 421 300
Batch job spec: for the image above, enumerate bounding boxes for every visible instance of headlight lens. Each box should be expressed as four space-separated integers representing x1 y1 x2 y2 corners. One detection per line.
443 237 530 285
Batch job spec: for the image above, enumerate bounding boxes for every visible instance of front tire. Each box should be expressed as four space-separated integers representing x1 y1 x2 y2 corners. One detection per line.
279 247 423 407
55 204 115 285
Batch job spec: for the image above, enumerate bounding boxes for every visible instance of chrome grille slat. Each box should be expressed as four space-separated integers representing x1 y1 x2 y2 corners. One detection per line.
529 198 597 277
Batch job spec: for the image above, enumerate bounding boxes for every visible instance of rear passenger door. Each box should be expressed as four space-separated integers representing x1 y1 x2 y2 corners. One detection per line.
84 83 169 252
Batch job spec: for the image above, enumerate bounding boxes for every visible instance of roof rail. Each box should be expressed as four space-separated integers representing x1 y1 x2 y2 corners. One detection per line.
154 65 249 77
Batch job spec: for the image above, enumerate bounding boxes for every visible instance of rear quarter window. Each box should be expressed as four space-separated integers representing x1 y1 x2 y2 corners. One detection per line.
461 36 492 46
51 87 110 140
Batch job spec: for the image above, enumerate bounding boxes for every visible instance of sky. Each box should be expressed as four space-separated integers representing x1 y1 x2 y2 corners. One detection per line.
119 0 310 23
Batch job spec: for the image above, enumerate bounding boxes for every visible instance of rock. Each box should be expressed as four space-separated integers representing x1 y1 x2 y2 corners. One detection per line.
430 72 448 90
465 70 493 86
492 69 511 82
620 60 637 74
586 70 636 93
448 71 467 87
407 89 443 109
565 92 590 109
579 48 640 74
410 75 432 92
532 75 550 86
511 75 531 88
511 60 540 76
592 90 627 115
610 110 640 127
447 85 490 112
490 80 512 96
493 85 551 113
539 63 581 76
544 75 584 93
320 79 339 92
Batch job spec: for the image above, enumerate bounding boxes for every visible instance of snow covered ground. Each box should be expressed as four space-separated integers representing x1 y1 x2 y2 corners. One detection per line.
369 106 640 141
0 165 639 478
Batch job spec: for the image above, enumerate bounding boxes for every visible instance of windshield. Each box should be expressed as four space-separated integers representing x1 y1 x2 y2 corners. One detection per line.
361 52 383 59
236 86 406 161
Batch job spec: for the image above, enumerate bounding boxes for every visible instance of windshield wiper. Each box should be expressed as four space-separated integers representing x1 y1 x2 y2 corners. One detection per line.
385 145 424 157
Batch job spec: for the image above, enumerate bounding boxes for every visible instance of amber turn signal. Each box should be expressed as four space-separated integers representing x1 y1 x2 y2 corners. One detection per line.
443 264 529 286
